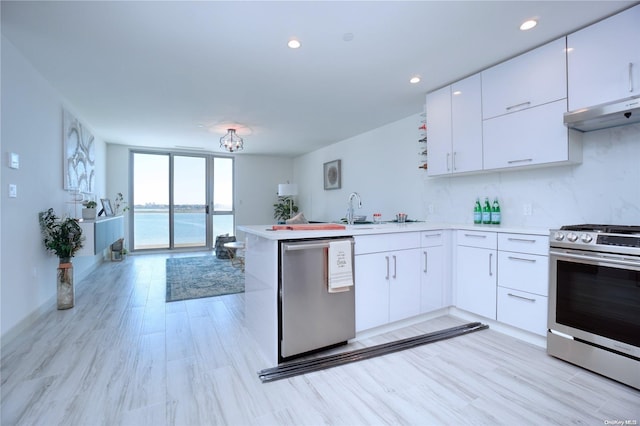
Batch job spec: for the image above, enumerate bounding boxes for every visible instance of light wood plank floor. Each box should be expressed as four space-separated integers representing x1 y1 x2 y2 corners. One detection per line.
2 252 639 426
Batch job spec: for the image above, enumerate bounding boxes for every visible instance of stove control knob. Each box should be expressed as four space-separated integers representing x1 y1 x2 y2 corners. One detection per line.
567 232 578 242
581 233 593 243
553 232 565 241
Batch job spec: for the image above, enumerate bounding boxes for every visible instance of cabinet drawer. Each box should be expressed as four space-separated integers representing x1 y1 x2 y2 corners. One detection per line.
498 233 549 256
456 230 496 249
421 230 444 247
497 287 548 336
498 251 549 296
354 232 420 255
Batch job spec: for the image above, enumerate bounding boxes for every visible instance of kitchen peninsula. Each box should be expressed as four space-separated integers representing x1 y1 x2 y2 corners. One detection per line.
239 222 550 367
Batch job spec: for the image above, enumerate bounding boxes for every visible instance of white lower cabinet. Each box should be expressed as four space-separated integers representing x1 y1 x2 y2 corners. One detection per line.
355 252 391 331
420 231 447 313
355 229 549 337
355 233 421 332
496 233 550 336
455 231 497 320
497 287 548 336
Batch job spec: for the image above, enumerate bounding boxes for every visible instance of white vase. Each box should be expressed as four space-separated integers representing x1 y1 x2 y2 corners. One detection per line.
82 208 96 220
57 259 74 310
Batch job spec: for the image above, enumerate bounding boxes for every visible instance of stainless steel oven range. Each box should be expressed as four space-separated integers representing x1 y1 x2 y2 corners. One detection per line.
548 224 640 389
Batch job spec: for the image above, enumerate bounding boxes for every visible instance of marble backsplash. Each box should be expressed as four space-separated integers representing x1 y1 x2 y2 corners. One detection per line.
420 123 640 229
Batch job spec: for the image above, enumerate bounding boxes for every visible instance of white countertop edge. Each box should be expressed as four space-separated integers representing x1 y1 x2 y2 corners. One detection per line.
237 222 552 240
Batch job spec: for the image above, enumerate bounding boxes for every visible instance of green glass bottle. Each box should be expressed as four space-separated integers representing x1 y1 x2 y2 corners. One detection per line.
482 197 491 224
491 198 501 225
473 198 482 224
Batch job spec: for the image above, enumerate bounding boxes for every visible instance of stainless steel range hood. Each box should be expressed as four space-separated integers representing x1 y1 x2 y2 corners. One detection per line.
564 95 640 132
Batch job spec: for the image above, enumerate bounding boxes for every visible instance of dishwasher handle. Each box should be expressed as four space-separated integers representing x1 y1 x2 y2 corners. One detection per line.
283 239 354 252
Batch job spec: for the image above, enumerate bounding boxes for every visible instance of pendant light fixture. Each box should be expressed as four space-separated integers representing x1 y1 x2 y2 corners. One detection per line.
220 128 244 152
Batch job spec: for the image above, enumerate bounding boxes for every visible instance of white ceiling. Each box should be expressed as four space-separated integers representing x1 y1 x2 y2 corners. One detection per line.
1 1 636 157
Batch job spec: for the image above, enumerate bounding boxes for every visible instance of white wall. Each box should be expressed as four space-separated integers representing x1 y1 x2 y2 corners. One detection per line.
234 154 295 229
1 36 107 340
294 114 640 229
293 115 424 222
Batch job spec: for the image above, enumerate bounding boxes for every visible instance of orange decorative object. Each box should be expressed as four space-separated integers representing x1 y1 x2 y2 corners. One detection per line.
272 224 346 231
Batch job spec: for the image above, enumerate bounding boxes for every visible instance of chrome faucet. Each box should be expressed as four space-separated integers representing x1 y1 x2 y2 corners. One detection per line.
347 192 362 225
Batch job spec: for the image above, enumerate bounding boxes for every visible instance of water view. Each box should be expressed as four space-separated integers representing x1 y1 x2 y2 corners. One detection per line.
134 209 234 249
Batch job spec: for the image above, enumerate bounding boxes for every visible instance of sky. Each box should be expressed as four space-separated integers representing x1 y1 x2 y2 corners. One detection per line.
133 153 232 208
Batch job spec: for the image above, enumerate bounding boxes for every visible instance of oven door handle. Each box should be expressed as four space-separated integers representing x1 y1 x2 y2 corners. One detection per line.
550 250 640 267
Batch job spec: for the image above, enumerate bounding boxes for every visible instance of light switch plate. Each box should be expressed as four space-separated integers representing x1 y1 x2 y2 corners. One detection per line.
9 152 19 169
9 184 17 198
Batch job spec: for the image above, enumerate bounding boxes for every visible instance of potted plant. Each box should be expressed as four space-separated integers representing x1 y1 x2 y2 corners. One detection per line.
38 208 84 309
273 196 299 223
82 200 97 220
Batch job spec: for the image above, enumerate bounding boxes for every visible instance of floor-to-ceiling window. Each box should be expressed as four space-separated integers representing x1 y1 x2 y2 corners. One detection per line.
131 151 234 251
211 157 234 239
173 155 207 248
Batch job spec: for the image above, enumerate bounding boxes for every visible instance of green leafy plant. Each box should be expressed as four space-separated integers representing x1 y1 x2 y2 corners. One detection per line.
83 200 97 209
38 208 84 260
273 196 299 222
114 192 130 215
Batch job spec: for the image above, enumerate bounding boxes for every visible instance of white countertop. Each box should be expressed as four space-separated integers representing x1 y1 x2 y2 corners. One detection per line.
238 222 552 240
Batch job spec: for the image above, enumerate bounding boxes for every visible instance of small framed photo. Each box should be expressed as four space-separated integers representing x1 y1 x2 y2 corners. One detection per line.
323 160 341 190
100 198 114 216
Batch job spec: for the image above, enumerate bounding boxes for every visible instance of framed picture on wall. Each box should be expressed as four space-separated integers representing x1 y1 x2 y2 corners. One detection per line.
323 159 341 190
63 109 95 193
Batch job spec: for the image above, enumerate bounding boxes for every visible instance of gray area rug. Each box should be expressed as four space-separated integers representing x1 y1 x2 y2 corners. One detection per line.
166 255 244 302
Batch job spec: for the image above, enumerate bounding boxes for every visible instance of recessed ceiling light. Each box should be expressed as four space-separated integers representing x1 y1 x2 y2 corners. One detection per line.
410 76 421 84
343 32 354 42
520 19 538 31
288 39 301 49
452 90 462 96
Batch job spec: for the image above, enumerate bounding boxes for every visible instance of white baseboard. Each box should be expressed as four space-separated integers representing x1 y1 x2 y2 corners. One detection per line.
448 307 547 348
353 306 546 349
1 256 105 346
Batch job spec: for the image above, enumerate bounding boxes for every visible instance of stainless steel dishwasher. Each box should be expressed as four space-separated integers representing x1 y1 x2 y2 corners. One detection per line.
279 238 355 360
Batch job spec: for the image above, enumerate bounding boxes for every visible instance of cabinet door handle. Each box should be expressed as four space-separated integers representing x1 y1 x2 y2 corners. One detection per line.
630 62 634 93
464 233 487 238
393 255 397 279
424 233 442 238
423 251 428 273
508 293 536 303
507 158 533 164
505 101 531 111
489 253 493 276
507 237 536 243
385 256 390 280
508 255 536 263
453 151 457 171
446 153 451 171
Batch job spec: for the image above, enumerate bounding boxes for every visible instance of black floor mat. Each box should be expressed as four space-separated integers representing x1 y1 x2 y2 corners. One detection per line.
258 322 489 383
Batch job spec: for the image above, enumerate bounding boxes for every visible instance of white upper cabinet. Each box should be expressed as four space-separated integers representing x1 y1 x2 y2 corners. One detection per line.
481 37 581 171
426 85 452 176
483 99 578 170
426 73 483 176
451 75 483 173
482 37 567 120
567 5 640 111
